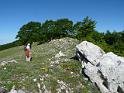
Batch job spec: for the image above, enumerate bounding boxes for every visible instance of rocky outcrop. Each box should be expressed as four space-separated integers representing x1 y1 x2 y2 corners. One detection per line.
8 86 25 93
0 59 17 66
76 41 124 93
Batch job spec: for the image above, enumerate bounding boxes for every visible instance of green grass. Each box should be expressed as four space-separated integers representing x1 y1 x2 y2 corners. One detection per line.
0 37 100 93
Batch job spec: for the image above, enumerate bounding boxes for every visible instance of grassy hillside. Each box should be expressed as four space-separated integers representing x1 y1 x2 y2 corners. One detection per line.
0 37 100 93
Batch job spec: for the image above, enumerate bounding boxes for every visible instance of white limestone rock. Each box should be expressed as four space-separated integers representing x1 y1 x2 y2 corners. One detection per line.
55 51 66 58
76 41 105 65
76 41 124 93
99 52 124 93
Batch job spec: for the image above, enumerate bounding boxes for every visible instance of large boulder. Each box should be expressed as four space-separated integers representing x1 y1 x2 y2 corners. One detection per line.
76 41 124 93
76 41 105 65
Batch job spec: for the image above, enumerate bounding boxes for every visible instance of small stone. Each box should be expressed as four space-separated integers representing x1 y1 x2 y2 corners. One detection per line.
3 67 6 70
33 78 37 82
70 72 73 74
84 77 88 81
18 89 25 93
40 78 44 81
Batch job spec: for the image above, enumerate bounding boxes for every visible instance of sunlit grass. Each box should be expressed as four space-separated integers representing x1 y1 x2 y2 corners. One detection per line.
0 37 100 93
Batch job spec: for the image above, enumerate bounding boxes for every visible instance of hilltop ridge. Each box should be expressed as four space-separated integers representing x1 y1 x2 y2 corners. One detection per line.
0 37 100 93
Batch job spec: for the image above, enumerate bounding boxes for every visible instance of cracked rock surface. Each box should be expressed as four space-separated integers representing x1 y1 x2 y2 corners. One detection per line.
76 41 124 93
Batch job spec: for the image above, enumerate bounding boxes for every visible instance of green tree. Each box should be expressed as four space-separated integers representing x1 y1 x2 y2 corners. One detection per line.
55 18 73 38
41 20 56 41
92 31 104 42
16 21 41 45
40 18 73 41
74 16 96 40
104 30 114 45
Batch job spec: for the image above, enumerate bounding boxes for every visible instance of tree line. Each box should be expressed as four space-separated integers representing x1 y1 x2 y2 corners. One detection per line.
16 16 97 44
0 16 124 56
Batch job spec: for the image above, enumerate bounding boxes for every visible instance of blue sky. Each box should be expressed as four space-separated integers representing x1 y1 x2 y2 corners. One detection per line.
0 0 124 45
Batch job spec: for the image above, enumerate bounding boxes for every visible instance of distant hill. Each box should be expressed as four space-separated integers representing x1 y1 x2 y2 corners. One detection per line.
0 40 21 51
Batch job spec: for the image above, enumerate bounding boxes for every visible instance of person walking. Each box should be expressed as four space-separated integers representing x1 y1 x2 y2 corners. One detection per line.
25 43 31 61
